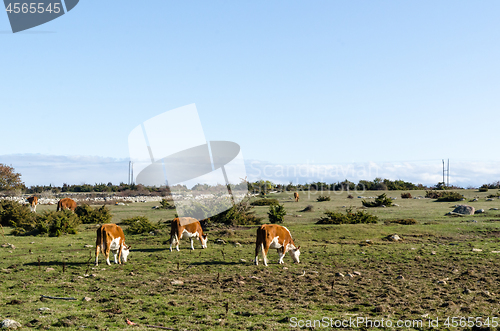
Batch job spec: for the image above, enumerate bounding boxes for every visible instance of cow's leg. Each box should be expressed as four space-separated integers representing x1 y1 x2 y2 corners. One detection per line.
262 243 269 266
254 243 261 265
190 237 195 250
105 244 111 265
176 232 181 251
95 246 100 266
169 234 174 252
278 248 285 264
117 245 123 264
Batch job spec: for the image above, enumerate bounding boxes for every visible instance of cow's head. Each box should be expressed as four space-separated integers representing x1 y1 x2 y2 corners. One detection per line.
200 234 208 249
290 245 300 263
121 245 131 263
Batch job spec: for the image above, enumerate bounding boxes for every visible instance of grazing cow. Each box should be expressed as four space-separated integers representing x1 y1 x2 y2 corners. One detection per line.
169 217 208 251
254 224 300 266
95 224 131 266
27 196 38 213
57 198 77 211
294 192 299 202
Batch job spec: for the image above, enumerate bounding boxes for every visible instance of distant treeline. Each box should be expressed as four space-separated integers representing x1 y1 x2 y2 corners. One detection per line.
16 178 500 195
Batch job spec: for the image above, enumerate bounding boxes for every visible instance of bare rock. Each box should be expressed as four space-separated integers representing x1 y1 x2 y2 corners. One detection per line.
1 319 22 329
396 275 404 280
451 205 475 215
475 209 485 214
82 297 92 302
335 272 345 278
387 234 402 242
171 280 184 285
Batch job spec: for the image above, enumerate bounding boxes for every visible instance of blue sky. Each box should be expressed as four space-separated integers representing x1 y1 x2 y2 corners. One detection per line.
1 1 499 187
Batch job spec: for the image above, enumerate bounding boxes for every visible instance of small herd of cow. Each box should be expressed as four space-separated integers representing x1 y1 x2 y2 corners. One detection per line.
26 194 302 267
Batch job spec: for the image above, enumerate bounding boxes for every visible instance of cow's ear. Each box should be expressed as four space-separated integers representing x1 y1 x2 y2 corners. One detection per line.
296 246 300 250
127 245 132 250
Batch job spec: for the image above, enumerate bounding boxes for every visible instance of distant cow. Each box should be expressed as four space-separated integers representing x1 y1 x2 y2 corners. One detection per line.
169 217 208 251
27 196 38 212
255 224 300 266
294 192 299 202
95 224 131 266
57 198 77 211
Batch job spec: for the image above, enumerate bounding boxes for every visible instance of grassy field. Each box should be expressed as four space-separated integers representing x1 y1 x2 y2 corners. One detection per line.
1 189 500 330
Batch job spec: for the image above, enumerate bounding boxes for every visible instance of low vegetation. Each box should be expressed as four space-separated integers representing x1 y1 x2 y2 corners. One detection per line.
250 198 279 206
316 207 378 224
435 191 463 202
362 193 393 207
401 192 412 199
268 204 286 224
122 216 158 234
74 204 112 224
316 195 331 202
384 218 417 225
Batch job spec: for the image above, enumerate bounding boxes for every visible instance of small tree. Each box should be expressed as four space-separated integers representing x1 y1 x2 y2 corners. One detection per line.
0 164 24 191
268 204 286 224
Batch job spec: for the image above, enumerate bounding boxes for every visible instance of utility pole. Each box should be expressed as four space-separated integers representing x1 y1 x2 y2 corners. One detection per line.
442 159 450 188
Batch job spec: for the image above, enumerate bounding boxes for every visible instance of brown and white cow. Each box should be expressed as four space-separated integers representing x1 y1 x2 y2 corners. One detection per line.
27 196 38 212
294 192 299 202
169 217 208 251
254 224 300 266
57 198 77 211
95 224 131 266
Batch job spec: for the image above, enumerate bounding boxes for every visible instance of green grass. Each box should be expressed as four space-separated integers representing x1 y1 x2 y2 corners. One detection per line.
1 190 500 330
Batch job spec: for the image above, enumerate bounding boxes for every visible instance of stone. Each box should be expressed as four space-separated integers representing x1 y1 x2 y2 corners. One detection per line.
84 244 93 248
396 275 404 280
353 271 361 276
38 307 50 311
171 280 184 285
335 272 345 278
387 234 402 242
82 297 92 302
451 205 475 215
46 268 55 272
475 209 485 214
1 319 22 329
472 248 483 252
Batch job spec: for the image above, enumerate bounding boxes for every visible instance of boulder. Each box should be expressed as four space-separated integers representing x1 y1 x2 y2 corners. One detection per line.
0 319 22 329
451 205 475 215
475 209 485 214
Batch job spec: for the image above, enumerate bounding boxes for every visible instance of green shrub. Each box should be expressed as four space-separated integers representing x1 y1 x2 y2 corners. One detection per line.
159 199 176 209
123 216 157 234
425 190 442 199
0 200 34 227
487 191 500 198
209 202 262 226
435 191 463 202
316 207 378 224
11 210 80 237
75 204 112 224
251 198 279 206
317 196 331 202
362 193 393 207
268 204 286 224
401 192 412 199
478 185 489 192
